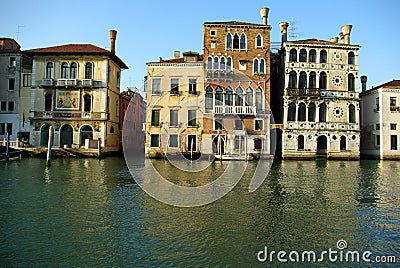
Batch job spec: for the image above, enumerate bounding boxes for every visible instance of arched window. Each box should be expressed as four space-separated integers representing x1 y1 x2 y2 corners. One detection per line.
348 52 355 65
308 103 316 121
213 57 219 70
299 71 307 89
349 104 356 123
253 59 259 74
309 49 316 63
298 135 305 150
319 103 327 122
44 94 52 111
260 58 265 73
220 57 226 70
256 34 263 48
207 57 212 69
227 57 232 70
215 86 223 105
85 62 93 79
226 33 232 49
298 103 306 121
320 50 327 63
245 87 253 106
110 126 115 134
46 62 53 79
289 49 297 62
289 71 297 89
205 86 213 110
116 99 119 117
233 33 240 49
309 71 316 89
61 62 69 78
348 74 355 91
83 94 91 112
340 136 346 151
299 49 307 62
319 71 327 89
235 87 243 106
288 102 296 121
70 62 77 79
225 87 233 106
240 33 246 50
255 87 263 111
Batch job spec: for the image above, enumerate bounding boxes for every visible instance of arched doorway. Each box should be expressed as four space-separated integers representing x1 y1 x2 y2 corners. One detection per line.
317 135 327 155
80 125 93 145
40 124 51 147
60 124 73 148
212 135 225 155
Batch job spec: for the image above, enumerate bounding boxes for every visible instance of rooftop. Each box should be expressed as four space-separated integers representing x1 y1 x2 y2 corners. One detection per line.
203 21 270 27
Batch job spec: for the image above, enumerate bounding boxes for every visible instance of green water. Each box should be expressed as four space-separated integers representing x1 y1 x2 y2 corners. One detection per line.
0 158 399 267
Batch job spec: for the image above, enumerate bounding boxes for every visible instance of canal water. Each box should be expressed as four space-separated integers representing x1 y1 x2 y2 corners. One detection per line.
0 157 399 267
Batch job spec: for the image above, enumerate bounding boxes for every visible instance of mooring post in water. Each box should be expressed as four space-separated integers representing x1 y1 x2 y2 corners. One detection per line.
5 132 10 161
46 126 53 167
98 138 102 157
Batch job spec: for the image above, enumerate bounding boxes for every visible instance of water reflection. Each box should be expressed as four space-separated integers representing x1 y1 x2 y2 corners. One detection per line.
0 158 398 267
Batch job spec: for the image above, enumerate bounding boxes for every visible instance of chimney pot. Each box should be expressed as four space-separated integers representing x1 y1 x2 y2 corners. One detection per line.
174 51 180 59
259 8 269 25
279 22 289 42
109 30 117 54
361 75 367 92
330 37 339 43
341 25 352 44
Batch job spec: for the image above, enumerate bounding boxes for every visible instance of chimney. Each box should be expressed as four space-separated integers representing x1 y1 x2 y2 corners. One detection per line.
361 76 367 92
259 8 269 25
330 37 339 43
109 30 117 54
341 25 352 44
279 22 289 42
174 51 180 59
339 32 345 44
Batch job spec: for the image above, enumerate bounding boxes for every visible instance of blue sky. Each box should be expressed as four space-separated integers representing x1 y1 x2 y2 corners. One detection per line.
2 0 399 91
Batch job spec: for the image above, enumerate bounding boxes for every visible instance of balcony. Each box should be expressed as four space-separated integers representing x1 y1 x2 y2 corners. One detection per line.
286 121 359 131
32 111 106 120
56 79 78 87
214 105 256 115
286 88 359 99
206 70 234 80
38 78 55 87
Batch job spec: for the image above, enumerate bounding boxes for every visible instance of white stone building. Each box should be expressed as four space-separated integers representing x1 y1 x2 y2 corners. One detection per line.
274 24 361 159
360 79 400 159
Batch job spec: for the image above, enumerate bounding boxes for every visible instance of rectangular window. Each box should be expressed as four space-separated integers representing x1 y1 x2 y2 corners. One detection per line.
234 119 243 130
188 110 197 127
7 123 12 135
151 110 160 126
390 97 397 111
0 123 5 135
151 78 161 95
375 97 379 111
170 78 179 95
189 79 197 94
8 101 14 111
255 119 263 131
391 123 397 130
254 138 262 150
169 134 178 147
9 57 16 67
150 134 160 147
211 41 216 49
391 135 398 150
234 136 242 150
376 123 380 130
376 135 380 146
169 110 178 127
1 101 6 111
23 74 32 87
210 30 217 36
215 119 223 130
8 78 15 91
116 71 120 86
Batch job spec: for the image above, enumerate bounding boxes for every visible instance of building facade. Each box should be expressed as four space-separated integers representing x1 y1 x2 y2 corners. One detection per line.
145 51 204 158
274 24 361 159
25 30 128 152
360 80 400 159
201 8 273 158
0 38 29 141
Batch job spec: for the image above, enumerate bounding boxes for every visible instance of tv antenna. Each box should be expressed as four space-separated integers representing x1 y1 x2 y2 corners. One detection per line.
288 18 299 40
16 25 25 40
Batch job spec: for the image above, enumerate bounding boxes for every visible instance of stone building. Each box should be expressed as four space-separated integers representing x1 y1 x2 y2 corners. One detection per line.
201 8 273 158
360 79 400 159
272 24 361 159
145 51 204 158
24 30 128 152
